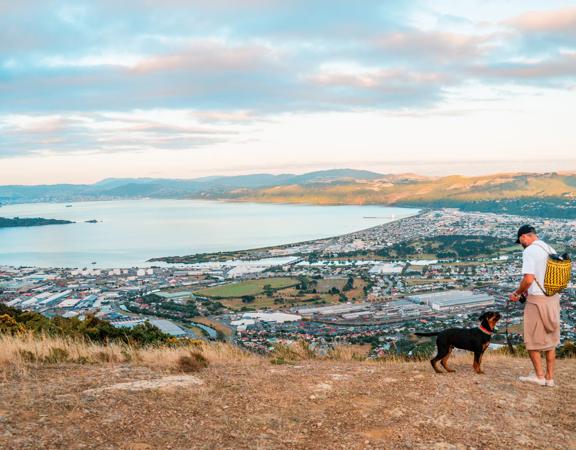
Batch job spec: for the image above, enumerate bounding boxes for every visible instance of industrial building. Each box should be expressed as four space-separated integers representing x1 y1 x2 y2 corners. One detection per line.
369 263 404 275
295 303 372 318
110 317 189 337
407 290 495 311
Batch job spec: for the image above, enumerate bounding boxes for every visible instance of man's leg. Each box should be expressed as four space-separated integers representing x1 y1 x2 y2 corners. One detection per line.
545 349 555 380
528 350 545 378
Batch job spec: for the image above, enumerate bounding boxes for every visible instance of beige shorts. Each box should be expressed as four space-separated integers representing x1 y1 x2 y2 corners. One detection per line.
523 294 561 351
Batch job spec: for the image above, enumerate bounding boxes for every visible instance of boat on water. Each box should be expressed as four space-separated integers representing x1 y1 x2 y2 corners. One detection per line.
65 204 73 207
364 216 394 219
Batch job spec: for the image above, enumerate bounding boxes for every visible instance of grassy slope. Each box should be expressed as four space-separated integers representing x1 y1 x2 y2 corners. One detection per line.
233 172 576 205
1 337 574 449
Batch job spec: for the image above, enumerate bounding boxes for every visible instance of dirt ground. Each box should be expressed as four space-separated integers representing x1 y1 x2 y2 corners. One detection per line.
1 354 575 449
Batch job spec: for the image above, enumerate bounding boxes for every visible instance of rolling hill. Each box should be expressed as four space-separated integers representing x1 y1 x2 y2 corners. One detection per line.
2 170 576 218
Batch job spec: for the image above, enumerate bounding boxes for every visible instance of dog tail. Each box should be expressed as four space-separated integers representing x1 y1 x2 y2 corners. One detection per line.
414 332 439 337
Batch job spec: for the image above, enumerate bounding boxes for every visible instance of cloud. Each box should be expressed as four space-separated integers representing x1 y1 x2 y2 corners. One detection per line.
1 1 576 160
502 7 576 57
469 52 576 84
304 64 450 109
372 31 491 63
0 112 246 158
506 7 576 34
1 33 455 114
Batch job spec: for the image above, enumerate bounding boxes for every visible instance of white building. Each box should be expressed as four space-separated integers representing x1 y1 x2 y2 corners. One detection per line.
407 290 494 311
369 263 405 275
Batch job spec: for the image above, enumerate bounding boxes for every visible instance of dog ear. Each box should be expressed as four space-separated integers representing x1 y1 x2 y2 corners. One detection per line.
478 312 488 322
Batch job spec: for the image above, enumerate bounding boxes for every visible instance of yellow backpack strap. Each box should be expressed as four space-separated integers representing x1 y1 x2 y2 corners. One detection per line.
533 278 554 297
531 242 555 296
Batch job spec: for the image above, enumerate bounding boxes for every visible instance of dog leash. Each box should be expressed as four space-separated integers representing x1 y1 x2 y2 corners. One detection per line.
504 295 515 355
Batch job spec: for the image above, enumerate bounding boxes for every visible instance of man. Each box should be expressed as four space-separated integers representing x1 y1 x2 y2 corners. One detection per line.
510 225 561 387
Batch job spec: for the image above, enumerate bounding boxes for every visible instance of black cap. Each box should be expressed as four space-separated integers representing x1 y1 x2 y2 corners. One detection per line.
516 224 536 243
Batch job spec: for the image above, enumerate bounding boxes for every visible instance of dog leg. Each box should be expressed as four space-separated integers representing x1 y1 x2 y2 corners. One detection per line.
440 347 455 373
431 337 450 373
430 357 444 373
473 351 484 374
477 350 486 374
431 345 449 374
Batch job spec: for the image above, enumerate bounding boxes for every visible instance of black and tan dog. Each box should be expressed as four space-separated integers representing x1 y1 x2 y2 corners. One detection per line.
415 311 501 374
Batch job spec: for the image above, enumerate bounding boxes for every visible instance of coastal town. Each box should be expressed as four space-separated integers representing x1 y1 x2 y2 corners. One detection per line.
2 209 575 357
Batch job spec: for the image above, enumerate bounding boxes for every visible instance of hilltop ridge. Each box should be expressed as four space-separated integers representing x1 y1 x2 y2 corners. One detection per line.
1 334 574 449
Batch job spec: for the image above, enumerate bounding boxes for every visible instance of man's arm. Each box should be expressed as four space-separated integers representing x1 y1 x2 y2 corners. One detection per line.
510 274 535 301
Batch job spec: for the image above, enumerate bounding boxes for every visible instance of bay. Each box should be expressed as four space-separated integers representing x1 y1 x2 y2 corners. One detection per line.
0 199 418 268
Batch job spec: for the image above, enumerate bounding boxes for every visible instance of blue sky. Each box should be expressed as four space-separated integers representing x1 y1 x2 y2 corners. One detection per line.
1 0 576 183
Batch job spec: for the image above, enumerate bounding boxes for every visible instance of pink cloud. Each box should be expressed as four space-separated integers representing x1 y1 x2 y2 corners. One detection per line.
373 31 491 61
506 7 576 34
131 41 280 74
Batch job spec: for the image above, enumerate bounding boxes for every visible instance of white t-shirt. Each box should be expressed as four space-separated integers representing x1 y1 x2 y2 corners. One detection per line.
522 239 556 296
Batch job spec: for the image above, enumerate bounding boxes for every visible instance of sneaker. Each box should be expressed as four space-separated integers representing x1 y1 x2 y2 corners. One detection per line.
545 379 555 387
518 374 546 386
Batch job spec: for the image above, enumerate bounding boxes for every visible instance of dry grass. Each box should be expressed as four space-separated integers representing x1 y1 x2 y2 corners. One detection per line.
326 344 371 361
271 341 405 364
177 351 209 372
4 332 567 379
0 333 260 376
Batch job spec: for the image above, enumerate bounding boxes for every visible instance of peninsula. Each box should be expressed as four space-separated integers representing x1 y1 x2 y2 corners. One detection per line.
0 217 75 228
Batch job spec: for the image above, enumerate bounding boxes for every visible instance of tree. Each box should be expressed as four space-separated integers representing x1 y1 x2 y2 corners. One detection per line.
263 284 274 297
297 276 309 291
241 295 256 304
343 276 354 292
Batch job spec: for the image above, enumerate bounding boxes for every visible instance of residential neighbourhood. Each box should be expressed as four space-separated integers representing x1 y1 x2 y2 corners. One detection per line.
2 209 575 356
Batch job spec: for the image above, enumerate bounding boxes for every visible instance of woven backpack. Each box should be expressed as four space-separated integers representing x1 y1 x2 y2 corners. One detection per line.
533 242 572 296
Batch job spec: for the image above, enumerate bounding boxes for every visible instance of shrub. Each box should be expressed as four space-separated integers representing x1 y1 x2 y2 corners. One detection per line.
269 340 317 363
178 351 209 373
94 350 121 363
270 356 290 365
0 314 27 335
0 304 171 347
18 349 37 363
558 341 576 358
43 347 70 364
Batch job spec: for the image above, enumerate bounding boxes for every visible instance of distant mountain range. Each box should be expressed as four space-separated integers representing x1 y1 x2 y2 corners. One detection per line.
0 169 388 204
2 170 576 218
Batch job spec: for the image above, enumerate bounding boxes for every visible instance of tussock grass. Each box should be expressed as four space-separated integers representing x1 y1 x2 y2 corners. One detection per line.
178 352 209 373
3 333 556 377
326 345 369 361
0 333 259 375
268 340 361 364
267 340 537 367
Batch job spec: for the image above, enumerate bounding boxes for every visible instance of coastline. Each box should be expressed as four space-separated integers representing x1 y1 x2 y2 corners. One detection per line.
0 200 422 269
147 208 425 265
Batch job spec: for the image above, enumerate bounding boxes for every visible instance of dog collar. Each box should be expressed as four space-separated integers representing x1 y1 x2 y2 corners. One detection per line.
479 325 493 335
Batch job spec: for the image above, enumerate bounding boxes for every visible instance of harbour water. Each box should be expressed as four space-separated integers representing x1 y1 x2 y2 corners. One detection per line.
0 199 418 268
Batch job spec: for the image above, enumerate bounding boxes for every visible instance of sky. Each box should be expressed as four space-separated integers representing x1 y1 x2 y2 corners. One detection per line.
1 0 576 184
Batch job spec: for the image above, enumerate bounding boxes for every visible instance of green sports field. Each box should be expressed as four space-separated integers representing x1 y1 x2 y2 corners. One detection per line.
194 277 299 298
